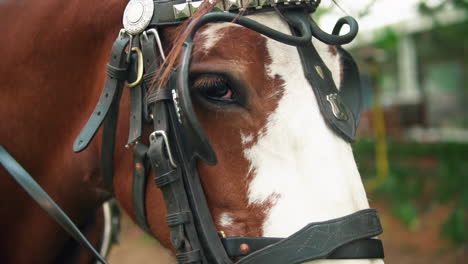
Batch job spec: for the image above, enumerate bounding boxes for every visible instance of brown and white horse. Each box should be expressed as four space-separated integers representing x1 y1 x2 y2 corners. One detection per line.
0 0 383 264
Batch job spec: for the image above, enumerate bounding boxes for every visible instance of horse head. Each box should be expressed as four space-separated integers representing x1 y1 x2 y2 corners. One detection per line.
0 0 384 263
104 1 384 263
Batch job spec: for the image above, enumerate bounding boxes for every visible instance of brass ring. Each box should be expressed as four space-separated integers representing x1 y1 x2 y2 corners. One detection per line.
127 47 143 88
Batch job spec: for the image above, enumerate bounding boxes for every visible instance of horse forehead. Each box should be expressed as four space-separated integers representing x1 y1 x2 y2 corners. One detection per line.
197 23 241 52
195 22 269 56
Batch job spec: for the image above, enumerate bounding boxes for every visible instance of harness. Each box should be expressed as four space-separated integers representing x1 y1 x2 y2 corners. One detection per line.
1 0 384 263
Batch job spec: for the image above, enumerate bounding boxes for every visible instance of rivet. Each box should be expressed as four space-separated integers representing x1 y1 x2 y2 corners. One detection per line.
135 162 144 173
239 243 250 255
218 230 226 238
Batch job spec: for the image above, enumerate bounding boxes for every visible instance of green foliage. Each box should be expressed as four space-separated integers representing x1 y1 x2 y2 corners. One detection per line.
442 206 468 244
373 27 399 51
354 140 468 246
392 201 419 228
418 0 468 16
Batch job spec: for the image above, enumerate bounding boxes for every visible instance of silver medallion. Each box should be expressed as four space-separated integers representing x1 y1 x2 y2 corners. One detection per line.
123 0 154 35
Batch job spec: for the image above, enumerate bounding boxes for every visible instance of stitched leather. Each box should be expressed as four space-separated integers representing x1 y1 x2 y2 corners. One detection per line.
222 237 384 259
236 209 382 264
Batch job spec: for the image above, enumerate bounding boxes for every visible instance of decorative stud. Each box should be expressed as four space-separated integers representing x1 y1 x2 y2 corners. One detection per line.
241 0 259 9
239 243 250 255
326 94 349 121
189 1 203 15
173 3 190 19
224 0 241 10
213 1 225 11
135 162 144 173
172 89 183 123
258 0 272 7
218 230 226 238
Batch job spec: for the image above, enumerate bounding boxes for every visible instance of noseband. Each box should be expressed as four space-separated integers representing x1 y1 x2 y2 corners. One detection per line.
2 0 384 263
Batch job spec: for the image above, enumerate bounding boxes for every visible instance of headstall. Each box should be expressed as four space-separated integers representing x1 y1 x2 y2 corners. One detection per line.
1 0 385 263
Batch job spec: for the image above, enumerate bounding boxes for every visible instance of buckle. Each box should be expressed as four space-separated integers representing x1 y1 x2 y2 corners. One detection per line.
149 130 177 168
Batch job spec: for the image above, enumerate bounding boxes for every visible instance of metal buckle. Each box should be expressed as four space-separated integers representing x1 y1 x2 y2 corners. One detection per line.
149 130 177 168
145 28 166 61
126 47 144 88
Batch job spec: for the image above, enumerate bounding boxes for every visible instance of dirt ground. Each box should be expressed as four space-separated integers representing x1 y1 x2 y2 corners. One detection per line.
108 201 467 264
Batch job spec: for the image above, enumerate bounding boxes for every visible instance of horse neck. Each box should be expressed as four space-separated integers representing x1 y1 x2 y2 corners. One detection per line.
0 1 126 263
0 0 126 183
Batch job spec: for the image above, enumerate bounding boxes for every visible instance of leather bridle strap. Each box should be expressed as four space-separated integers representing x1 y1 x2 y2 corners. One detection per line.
130 30 162 233
132 142 151 233
234 209 383 264
222 237 384 259
284 10 358 142
73 34 130 193
0 146 108 264
147 80 208 263
73 34 130 153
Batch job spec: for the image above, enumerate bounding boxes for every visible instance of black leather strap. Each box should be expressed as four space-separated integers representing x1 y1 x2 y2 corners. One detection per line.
100 74 125 191
236 209 382 264
222 237 384 259
222 237 281 258
0 146 108 264
147 85 172 104
73 35 129 153
328 238 384 259
147 83 208 263
127 46 144 146
336 46 363 128
132 143 151 233
283 10 359 142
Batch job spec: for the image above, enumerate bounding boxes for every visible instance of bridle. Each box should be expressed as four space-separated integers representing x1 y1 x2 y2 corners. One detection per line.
1 0 385 263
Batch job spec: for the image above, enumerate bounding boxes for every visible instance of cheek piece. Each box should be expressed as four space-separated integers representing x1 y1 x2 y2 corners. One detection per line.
2 1 383 264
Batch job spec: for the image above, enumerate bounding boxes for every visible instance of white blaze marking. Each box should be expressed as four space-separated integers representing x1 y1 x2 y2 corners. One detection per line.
241 133 254 145
200 23 241 52
243 14 383 264
219 212 234 227
200 13 383 264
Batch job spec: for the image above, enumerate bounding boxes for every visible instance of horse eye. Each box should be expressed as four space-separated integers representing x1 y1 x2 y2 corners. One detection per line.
193 74 234 102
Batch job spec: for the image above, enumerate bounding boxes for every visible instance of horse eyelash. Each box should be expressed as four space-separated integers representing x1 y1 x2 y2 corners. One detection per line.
192 75 227 89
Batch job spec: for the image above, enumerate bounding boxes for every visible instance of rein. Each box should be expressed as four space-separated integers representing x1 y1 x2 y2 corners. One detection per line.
1 0 385 263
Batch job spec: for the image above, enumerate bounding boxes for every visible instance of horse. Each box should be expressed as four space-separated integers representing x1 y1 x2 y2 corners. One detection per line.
0 0 385 264
0 1 127 263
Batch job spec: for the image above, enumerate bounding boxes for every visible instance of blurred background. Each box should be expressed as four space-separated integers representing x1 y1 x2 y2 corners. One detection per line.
109 0 467 263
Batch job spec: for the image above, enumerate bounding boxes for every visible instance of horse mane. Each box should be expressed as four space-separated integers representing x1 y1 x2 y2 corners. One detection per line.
150 0 222 92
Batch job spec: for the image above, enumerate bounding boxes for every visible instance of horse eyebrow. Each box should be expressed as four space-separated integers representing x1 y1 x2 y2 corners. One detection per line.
190 60 247 75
